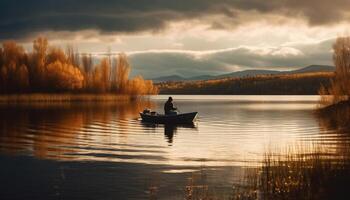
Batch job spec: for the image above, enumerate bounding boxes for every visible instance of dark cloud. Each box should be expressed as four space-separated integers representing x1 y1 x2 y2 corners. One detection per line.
0 0 349 40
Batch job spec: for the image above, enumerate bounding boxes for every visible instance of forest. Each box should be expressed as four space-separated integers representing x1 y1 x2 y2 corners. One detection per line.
157 72 334 95
0 37 158 95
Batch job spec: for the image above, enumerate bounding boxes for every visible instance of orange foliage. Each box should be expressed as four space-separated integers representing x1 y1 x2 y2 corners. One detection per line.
91 58 111 93
319 36 350 106
0 41 29 92
0 37 157 95
127 76 159 95
113 53 130 93
46 61 84 91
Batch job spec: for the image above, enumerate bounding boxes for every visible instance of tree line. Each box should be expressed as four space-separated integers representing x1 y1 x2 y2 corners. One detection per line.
0 37 158 95
157 72 333 95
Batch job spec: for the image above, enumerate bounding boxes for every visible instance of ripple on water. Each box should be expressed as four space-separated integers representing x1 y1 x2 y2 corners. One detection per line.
0 95 349 167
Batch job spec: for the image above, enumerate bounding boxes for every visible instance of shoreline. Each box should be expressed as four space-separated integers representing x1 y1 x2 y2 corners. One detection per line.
0 94 138 103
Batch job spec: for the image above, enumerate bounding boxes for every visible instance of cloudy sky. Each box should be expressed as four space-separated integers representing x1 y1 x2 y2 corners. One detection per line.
1 0 349 78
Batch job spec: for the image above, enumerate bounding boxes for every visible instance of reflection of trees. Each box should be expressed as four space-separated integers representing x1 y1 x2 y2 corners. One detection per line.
316 102 350 159
317 102 350 130
0 100 154 160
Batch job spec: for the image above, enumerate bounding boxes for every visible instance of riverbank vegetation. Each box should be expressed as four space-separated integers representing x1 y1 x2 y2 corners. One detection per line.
157 72 333 95
172 146 350 200
319 36 350 106
0 37 158 97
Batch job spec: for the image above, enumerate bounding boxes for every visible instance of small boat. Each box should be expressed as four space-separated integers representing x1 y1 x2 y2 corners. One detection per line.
140 111 198 124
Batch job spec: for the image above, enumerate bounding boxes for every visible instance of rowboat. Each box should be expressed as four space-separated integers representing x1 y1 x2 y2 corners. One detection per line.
140 112 198 124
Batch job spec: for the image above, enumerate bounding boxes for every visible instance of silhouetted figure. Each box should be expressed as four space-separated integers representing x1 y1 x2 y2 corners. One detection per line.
164 96 177 115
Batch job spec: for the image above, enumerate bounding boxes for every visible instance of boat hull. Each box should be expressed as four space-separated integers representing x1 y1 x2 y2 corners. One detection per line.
140 112 198 124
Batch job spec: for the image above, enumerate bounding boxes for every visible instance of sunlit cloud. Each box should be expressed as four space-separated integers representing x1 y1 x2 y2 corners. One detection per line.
1 0 349 77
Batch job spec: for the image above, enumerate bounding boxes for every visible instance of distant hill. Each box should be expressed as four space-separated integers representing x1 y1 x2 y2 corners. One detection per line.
282 65 335 74
216 69 280 79
189 75 216 81
153 75 186 82
152 65 335 82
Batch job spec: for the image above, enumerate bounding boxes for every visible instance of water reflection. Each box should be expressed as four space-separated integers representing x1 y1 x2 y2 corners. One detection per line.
140 122 197 145
1 95 350 166
317 102 350 130
0 100 155 160
179 103 350 200
316 102 350 157
164 124 176 144
1 95 350 199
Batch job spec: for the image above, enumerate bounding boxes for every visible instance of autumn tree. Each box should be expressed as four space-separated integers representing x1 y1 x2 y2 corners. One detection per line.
91 58 111 93
66 45 80 68
100 58 111 92
0 37 157 95
46 61 84 91
319 36 350 105
127 76 158 95
113 53 130 93
46 47 68 65
30 37 48 90
0 41 29 92
81 53 93 90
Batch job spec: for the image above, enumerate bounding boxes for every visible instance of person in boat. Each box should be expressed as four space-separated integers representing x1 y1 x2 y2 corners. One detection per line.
164 96 177 115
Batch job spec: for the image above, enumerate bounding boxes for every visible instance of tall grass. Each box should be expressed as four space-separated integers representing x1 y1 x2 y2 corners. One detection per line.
259 151 349 200
176 147 350 200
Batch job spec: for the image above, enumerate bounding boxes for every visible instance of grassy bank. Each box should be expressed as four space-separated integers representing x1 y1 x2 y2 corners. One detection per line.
0 94 136 103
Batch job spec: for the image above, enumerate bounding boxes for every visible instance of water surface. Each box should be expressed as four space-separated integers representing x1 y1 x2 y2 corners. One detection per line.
0 95 348 199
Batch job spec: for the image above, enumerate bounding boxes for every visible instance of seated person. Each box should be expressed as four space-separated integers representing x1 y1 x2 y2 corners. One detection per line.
164 96 177 115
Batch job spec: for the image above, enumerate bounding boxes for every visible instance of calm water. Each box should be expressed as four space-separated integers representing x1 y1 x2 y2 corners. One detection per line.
0 95 349 199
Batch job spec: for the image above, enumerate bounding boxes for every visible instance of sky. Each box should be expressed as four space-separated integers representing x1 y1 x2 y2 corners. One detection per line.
1 0 350 79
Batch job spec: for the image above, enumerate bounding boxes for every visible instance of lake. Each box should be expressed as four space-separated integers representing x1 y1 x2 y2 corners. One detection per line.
0 95 349 199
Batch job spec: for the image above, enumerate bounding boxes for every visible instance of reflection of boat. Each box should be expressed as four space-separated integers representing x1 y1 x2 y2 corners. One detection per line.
140 112 198 124
140 121 197 144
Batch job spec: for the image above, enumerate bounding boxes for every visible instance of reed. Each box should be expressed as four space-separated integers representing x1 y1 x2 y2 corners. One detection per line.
176 144 350 200
258 149 350 200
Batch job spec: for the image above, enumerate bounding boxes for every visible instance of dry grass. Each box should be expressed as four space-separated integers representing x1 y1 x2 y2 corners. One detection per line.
0 93 134 103
259 149 350 200
177 147 350 200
